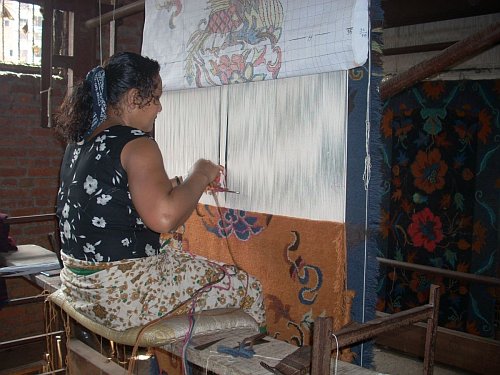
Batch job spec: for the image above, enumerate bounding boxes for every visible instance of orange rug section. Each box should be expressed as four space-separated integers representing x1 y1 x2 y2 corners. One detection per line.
180 204 353 344
157 204 355 373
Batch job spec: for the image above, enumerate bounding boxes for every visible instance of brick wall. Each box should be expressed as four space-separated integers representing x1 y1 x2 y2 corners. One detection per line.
0 73 66 249
0 0 143 345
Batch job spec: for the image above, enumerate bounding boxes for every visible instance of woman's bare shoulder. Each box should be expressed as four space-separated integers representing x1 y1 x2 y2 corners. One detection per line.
121 136 164 172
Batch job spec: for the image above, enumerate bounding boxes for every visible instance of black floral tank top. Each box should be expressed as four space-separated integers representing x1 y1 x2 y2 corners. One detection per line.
56 125 160 262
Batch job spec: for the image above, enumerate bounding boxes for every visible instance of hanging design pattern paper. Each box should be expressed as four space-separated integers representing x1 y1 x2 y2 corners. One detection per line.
143 0 368 91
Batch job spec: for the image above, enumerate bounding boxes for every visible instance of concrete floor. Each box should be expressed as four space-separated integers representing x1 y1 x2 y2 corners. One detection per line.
372 346 473 375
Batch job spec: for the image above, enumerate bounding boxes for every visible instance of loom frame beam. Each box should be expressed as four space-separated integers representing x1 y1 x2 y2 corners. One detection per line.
85 0 144 29
380 21 500 99
377 257 500 286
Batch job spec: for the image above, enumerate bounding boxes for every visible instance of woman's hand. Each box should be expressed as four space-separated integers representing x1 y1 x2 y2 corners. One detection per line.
189 159 224 187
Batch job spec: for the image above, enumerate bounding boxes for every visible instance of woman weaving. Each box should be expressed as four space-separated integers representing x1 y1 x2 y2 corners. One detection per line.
55 52 265 331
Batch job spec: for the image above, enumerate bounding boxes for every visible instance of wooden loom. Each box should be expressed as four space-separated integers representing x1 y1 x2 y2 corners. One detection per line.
1 215 441 375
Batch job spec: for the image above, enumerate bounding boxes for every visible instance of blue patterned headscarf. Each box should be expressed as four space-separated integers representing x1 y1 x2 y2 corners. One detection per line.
84 66 107 139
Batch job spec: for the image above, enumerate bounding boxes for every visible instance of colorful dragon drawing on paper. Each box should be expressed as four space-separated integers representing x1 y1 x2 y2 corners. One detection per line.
184 0 284 87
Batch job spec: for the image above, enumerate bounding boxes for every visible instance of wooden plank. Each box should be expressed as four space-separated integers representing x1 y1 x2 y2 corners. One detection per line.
67 339 127 375
375 315 500 374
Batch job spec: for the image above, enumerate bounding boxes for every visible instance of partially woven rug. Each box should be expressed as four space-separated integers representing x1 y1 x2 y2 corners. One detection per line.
159 204 354 372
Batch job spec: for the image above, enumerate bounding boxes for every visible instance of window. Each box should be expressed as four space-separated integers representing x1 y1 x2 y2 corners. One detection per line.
1 1 42 65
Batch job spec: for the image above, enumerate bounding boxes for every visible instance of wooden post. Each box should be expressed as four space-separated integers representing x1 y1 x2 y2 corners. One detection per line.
311 316 333 375
380 21 500 100
40 0 54 128
423 285 440 375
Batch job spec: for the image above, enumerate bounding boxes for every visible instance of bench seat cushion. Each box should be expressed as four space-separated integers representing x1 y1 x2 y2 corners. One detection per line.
48 289 259 347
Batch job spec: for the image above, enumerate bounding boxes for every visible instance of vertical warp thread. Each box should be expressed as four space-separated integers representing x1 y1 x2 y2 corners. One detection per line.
156 72 349 222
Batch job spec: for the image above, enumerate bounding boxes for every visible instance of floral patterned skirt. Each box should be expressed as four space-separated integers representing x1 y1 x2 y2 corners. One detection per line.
59 240 266 331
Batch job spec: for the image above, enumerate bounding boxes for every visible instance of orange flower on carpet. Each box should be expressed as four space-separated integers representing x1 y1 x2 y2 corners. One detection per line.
422 81 445 100
477 109 492 144
411 148 448 194
395 122 413 138
381 108 393 138
457 239 470 251
462 168 474 181
392 188 402 201
399 103 413 117
407 208 443 252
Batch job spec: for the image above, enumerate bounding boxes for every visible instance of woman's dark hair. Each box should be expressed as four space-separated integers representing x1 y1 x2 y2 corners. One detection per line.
55 52 161 143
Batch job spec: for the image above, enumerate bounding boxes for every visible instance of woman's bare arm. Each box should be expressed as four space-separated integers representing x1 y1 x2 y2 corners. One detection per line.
121 137 221 233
